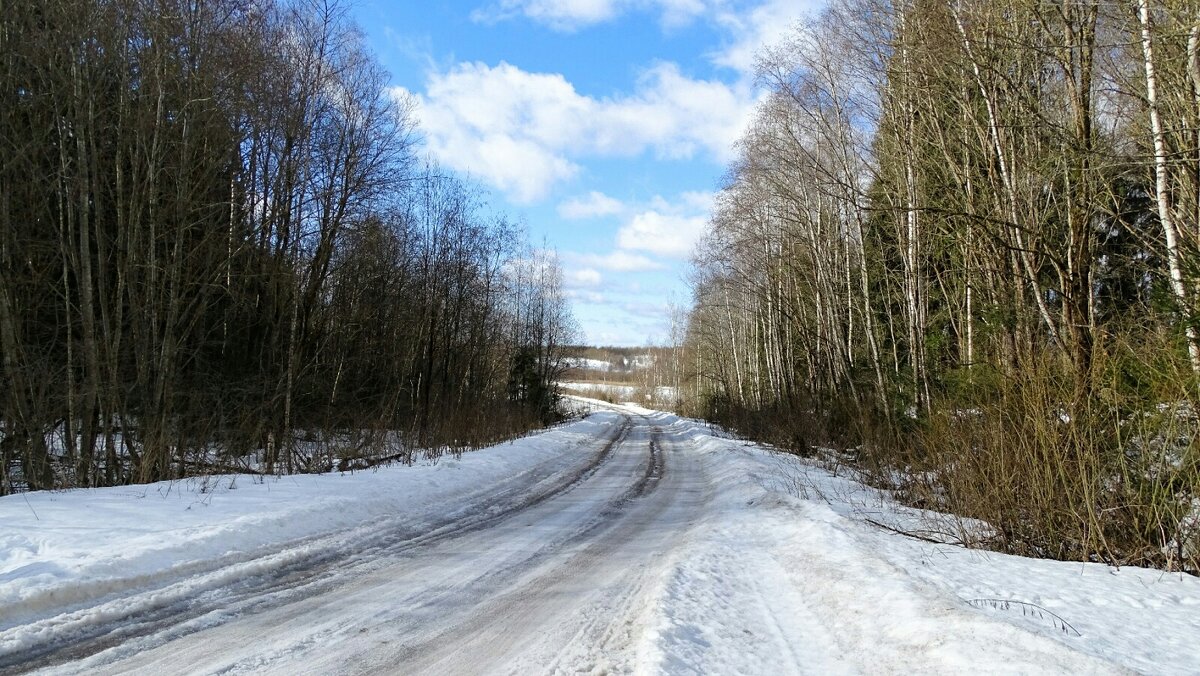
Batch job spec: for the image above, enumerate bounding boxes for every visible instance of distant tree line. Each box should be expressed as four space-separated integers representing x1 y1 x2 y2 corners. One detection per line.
0 0 573 493
685 0 1200 570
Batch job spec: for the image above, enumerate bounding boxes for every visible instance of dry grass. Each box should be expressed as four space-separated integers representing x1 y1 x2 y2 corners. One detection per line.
892 342 1200 572
698 335 1200 574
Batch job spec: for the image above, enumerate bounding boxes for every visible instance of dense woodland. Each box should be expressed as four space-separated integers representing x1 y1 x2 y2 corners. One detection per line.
684 0 1200 571
0 0 574 493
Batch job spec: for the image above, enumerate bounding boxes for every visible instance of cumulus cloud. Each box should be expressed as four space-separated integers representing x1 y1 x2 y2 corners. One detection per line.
616 191 714 258
616 211 707 258
558 191 625 219
402 61 752 203
711 0 818 76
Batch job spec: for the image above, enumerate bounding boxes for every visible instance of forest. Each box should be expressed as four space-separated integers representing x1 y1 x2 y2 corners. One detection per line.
0 0 574 493
683 0 1200 571
7 0 1200 575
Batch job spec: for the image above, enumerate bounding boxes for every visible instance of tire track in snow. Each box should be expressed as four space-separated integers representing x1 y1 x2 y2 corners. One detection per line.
0 416 633 675
380 422 707 675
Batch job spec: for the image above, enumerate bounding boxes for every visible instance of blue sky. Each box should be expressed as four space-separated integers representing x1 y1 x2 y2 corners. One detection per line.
351 0 822 346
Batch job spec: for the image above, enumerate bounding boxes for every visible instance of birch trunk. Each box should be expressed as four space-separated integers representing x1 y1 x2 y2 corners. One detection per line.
1137 0 1200 372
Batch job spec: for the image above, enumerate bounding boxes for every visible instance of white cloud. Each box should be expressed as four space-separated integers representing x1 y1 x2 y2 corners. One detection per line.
395 64 590 203
569 250 665 272
558 191 625 219
711 0 817 76
672 190 717 212
614 190 714 259
617 63 753 160
567 267 604 287
472 0 817 78
473 0 707 32
471 0 619 31
617 210 707 258
657 0 708 28
403 61 753 203
468 135 579 203
561 191 714 263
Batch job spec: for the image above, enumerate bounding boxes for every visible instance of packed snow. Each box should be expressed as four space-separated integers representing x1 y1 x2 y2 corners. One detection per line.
2 402 1198 674
0 417 610 649
624 405 1200 674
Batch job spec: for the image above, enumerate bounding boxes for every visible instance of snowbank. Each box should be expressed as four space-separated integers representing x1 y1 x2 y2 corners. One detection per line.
0 414 618 633
627 406 1200 675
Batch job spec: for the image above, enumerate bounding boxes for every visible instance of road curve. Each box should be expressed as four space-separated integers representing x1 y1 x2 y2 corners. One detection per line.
16 413 711 675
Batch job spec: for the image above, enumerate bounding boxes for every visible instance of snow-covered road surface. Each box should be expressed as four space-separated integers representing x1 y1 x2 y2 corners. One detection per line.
3 404 1200 674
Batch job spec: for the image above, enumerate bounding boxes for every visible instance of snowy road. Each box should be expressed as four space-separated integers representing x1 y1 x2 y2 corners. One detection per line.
113 416 693 675
3 406 1200 674
3 413 702 674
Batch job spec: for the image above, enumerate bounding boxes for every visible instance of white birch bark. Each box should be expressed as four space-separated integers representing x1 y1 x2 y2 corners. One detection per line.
1137 0 1200 372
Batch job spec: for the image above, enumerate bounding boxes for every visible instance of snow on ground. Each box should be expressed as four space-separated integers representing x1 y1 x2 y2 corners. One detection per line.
627 405 1200 675
0 415 613 637
562 357 612 372
2 403 1199 674
559 381 677 403
560 381 639 399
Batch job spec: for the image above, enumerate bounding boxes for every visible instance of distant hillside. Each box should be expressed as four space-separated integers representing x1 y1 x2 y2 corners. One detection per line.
559 346 672 380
